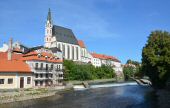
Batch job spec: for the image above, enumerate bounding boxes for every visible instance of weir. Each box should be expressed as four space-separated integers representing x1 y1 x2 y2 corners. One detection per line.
73 82 138 90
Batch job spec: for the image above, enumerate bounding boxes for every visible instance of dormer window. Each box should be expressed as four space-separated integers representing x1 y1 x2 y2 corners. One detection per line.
38 54 41 58
45 56 48 59
50 56 53 60
55 57 58 60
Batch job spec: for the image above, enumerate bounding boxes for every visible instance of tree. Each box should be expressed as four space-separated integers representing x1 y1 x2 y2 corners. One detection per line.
142 30 170 88
63 60 116 81
123 66 135 80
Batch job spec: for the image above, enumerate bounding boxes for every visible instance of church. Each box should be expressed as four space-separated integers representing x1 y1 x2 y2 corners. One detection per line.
44 9 123 75
44 9 91 63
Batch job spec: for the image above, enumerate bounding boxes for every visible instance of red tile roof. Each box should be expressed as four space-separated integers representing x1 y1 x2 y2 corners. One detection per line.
78 40 86 48
0 52 23 60
90 53 120 62
22 51 63 63
21 56 63 63
0 50 63 73
0 60 31 73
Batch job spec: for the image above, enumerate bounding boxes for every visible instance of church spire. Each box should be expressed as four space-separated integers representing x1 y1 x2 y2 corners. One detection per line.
47 8 52 23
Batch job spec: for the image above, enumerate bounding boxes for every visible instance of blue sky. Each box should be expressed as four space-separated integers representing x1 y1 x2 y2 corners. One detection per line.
0 0 170 64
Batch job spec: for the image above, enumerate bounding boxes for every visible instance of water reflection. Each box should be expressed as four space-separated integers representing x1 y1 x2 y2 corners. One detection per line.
0 84 156 108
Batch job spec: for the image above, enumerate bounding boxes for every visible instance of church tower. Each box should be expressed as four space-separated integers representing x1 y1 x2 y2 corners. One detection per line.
44 8 53 48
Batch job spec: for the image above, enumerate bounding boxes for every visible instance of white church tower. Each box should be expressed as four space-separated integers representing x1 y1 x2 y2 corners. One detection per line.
44 8 53 48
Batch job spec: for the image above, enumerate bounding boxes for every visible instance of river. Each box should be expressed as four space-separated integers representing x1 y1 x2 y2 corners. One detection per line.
0 82 157 108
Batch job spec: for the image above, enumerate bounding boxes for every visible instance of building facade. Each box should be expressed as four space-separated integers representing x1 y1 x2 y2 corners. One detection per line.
90 53 123 75
0 39 64 89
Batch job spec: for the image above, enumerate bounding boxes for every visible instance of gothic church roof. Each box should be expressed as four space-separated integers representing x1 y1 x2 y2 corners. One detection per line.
52 25 79 45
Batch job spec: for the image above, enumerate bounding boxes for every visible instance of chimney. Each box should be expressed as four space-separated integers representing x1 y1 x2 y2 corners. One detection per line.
8 38 13 61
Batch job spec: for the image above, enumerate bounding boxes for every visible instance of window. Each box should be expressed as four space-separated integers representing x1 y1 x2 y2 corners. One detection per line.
46 74 48 78
40 74 43 78
38 54 41 58
67 45 70 59
62 44 65 57
72 46 74 60
0 79 4 84
51 64 53 70
58 79 62 83
41 63 43 69
58 44 61 50
57 65 59 70
59 74 63 77
76 47 79 60
58 65 61 70
8 78 13 84
35 74 38 78
46 64 48 71
40 81 43 86
35 63 38 69
35 81 38 86
27 77 31 84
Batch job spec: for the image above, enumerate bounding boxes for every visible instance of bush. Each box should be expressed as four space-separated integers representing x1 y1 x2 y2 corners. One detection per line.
63 60 115 81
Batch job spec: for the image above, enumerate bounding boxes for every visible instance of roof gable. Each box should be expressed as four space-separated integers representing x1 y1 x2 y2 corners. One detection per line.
78 40 86 48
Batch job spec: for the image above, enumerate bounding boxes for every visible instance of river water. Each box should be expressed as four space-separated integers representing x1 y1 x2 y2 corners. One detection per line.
0 83 157 108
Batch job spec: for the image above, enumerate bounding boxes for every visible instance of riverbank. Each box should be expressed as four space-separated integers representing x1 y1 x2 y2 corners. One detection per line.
0 86 72 104
0 79 117 104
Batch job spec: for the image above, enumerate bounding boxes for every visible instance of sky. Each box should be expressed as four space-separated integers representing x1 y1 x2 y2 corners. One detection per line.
0 0 170 64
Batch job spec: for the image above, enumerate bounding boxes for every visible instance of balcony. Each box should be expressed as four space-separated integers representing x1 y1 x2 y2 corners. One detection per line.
34 67 53 72
55 69 64 72
34 76 53 80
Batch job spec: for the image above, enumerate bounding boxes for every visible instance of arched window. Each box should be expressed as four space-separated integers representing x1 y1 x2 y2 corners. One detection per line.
62 44 65 58
76 47 79 60
67 45 70 59
58 44 61 50
72 46 74 60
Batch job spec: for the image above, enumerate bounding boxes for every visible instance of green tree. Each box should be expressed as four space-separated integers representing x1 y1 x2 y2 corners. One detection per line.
142 30 170 88
63 60 115 81
123 66 135 80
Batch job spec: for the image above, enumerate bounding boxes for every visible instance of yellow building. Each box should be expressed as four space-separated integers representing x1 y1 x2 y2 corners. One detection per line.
0 52 33 89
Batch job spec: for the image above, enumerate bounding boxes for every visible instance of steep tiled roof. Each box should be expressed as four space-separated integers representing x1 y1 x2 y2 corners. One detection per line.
91 53 120 62
52 25 78 45
78 40 86 48
0 59 31 73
